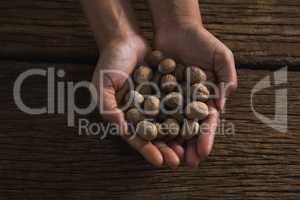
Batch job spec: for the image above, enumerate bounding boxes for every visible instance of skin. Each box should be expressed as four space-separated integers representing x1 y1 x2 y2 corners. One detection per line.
81 0 238 169
148 0 238 168
81 0 181 168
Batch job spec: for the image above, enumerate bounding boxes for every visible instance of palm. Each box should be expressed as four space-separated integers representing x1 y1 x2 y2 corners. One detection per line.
155 25 237 167
93 38 183 168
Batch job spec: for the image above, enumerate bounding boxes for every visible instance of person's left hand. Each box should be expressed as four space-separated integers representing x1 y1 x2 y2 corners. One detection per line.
154 24 238 167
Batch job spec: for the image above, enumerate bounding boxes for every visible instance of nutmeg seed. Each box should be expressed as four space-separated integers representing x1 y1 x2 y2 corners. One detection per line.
136 84 152 95
181 119 200 140
161 118 180 138
158 58 176 74
144 96 160 116
191 83 210 102
126 108 144 125
124 90 144 107
134 65 153 84
136 120 158 141
163 92 184 109
160 74 177 93
186 66 207 84
185 101 209 120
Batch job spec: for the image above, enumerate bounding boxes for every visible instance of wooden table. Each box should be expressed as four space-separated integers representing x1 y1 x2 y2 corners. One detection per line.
0 1 300 199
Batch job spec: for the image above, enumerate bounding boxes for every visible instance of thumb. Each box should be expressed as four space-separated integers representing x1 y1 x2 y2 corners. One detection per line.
97 74 128 137
214 45 238 111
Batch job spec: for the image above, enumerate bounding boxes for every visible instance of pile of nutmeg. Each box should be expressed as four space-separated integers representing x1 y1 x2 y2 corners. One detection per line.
121 50 210 141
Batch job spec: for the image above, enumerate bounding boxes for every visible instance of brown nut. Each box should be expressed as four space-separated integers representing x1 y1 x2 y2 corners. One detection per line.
158 58 176 74
185 101 209 120
134 65 153 84
160 74 177 93
144 96 160 116
148 50 164 68
181 119 200 140
186 66 207 84
161 118 180 138
163 92 184 109
191 83 210 102
136 120 158 141
126 108 144 125
174 63 186 82
124 90 144 107
136 84 152 95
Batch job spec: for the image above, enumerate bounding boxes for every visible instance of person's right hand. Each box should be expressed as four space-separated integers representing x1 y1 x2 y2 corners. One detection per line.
92 35 182 169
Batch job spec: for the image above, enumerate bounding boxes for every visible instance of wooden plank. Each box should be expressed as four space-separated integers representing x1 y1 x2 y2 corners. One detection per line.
0 0 300 66
0 61 299 200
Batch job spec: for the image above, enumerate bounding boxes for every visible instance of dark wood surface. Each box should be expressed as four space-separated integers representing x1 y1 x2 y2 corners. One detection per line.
0 0 300 66
1 0 300 199
1 61 299 200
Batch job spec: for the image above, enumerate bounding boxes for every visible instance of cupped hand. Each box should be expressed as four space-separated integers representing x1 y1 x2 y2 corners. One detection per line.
92 36 182 169
155 24 238 167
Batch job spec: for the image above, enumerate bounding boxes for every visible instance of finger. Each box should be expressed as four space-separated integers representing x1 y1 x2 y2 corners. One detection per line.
123 135 163 168
185 139 200 169
197 101 219 160
168 141 185 161
214 45 238 110
99 86 128 136
116 80 130 105
154 141 180 169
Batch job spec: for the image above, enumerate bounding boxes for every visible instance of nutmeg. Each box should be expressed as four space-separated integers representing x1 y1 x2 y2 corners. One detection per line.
136 84 152 95
126 108 145 125
161 118 180 138
186 66 207 84
144 96 160 116
134 65 153 84
185 101 209 120
191 83 210 102
136 120 158 141
181 119 200 140
160 74 177 93
163 92 184 109
158 58 176 74
124 90 144 107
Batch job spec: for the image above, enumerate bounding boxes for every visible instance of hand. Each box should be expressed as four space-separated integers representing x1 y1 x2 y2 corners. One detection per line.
154 24 238 167
92 36 183 169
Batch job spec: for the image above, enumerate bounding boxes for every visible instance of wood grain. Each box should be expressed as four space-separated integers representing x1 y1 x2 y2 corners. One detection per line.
0 61 299 200
0 0 300 66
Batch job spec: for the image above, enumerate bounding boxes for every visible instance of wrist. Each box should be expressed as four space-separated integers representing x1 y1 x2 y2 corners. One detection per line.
95 29 142 51
155 21 204 44
148 0 203 34
156 19 203 35
100 33 148 62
